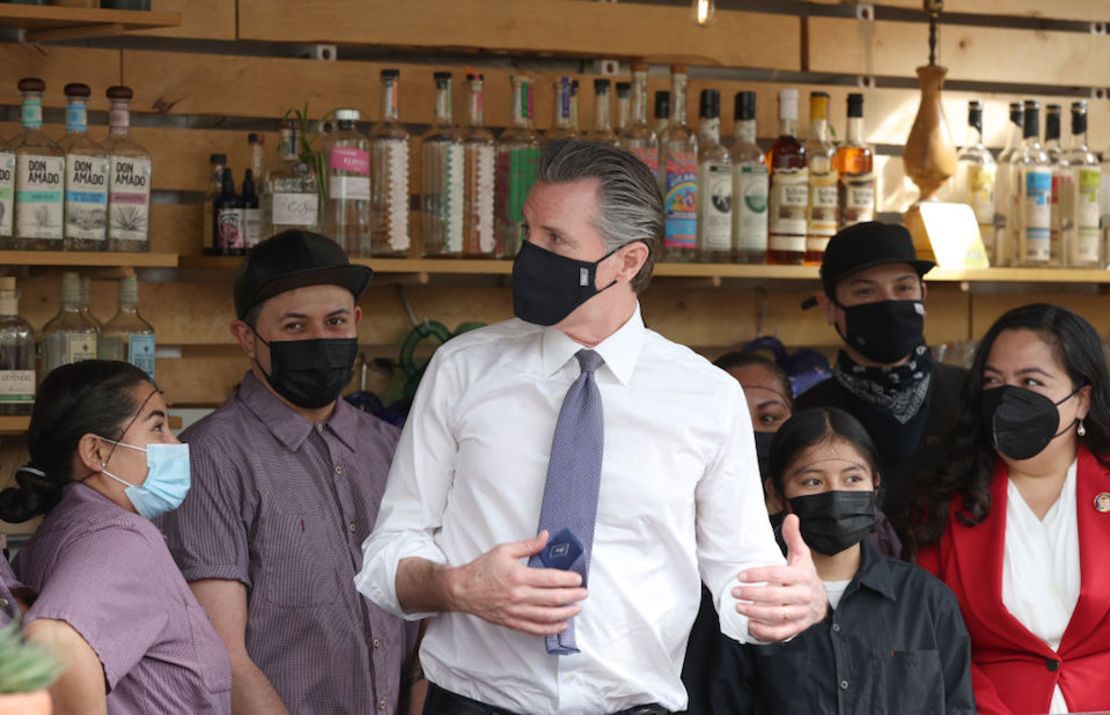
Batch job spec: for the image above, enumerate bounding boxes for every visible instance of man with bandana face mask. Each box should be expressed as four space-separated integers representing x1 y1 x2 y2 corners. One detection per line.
159 231 416 715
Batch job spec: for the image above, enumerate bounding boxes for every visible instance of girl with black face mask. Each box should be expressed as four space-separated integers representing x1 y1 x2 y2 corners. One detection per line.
915 304 1110 715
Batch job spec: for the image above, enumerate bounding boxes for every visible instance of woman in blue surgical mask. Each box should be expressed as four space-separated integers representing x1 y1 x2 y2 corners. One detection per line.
915 304 1110 715
0 360 230 715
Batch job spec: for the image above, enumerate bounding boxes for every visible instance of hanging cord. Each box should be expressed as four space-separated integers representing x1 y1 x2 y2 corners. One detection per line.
925 0 943 66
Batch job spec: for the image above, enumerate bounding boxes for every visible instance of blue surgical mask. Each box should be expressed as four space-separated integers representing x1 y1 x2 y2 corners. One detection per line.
98 438 191 520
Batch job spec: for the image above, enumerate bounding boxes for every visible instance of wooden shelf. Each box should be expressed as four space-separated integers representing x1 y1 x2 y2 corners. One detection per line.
0 416 30 436
0 4 180 42
0 251 179 268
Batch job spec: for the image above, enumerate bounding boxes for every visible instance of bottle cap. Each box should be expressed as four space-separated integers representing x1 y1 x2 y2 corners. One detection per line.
118 275 139 306
64 83 91 99
847 93 864 118
654 91 670 119
210 153 227 164
594 78 610 93
670 64 688 75
61 273 81 306
778 89 799 120
18 78 45 94
106 85 134 101
631 61 649 73
615 81 631 97
335 108 360 122
735 91 756 121
248 132 260 143
433 71 451 88
381 69 400 79
699 89 720 119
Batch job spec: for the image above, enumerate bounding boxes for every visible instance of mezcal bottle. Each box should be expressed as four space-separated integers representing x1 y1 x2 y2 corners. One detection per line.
696 89 732 263
462 72 496 258
99 275 156 380
263 122 319 236
60 83 109 251
618 62 660 176
0 277 35 415
421 72 465 257
41 272 98 379
495 75 540 258
370 69 410 257
103 86 152 252
13 78 64 251
322 108 371 255
659 65 698 262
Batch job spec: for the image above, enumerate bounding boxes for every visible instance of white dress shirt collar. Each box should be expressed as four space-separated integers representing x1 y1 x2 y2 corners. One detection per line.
540 303 644 386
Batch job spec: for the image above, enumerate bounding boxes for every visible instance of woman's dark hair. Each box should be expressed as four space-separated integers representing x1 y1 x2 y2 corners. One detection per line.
714 351 794 407
0 360 153 523
766 407 881 498
912 304 1110 550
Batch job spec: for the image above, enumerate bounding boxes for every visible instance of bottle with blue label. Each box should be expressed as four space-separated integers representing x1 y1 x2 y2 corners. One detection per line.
1016 100 1053 266
60 83 110 252
99 275 156 380
13 77 65 251
659 65 698 262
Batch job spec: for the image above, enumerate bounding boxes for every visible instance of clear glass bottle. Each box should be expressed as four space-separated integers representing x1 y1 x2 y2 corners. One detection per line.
99 275 156 380
203 153 227 255
0 134 13 247
993 102 1023 266
545 76 578 144
322 108 371 256
103 86 152 252
495 75 540 259
615 81 631 136
654 91 671 142
263 123 319 237
660 65 698 262
60 83 109 251
586 79 619 145
1067 100 1102 267
421 72 465 257
569 80 582 138
619 62 660 177
461 72 496 258
805 92 838 265
1044 103 1070 267
215 168 243 256
240 169 262 249
835 93 875 231
767 88 807 265
41 272 98 380
696 89 732 263
13 78 65 251
370 69 411 257
731 91 768 264
79 276 101 329
953 100 996 258
1016 100 1053 266
0 277 35 415
248 132 265 184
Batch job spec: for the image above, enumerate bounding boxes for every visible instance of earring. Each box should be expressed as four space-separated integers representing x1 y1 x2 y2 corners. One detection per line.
1078 420 1087 437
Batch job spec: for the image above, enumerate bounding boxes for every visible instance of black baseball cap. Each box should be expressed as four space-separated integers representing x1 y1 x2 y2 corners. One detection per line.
815 221 934 301
234 230 373 320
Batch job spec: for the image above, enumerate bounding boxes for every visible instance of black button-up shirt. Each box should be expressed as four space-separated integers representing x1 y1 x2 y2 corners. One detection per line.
682 540 975 714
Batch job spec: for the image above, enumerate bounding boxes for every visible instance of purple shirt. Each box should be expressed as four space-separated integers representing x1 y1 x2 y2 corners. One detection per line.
14 484 231 715
0 554 23 627
159 372 412 715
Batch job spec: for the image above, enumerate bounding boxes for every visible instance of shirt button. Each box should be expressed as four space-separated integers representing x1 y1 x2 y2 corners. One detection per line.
348 522 357 533
840 680 849 690
0 599 8 609
334 465 342 475
378 698 386 711
832 623 841 633
372 638 381 648
315 423 324 433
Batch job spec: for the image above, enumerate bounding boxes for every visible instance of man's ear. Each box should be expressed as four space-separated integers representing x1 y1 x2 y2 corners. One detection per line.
230 320 258 360
613 242 649 286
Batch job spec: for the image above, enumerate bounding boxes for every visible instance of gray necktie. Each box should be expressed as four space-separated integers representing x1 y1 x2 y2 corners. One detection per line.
529 349 605 655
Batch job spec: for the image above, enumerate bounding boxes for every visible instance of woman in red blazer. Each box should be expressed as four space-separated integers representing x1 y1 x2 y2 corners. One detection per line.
914 304 1110 715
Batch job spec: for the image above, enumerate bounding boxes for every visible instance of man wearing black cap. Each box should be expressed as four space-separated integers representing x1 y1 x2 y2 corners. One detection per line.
797 221 967 531
159 231 414 715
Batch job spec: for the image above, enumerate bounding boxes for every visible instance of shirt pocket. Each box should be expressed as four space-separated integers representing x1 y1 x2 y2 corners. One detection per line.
886 649 943 714
257 512 339 607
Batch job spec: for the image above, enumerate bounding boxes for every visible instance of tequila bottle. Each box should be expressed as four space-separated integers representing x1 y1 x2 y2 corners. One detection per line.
953 101 995 257
80 276 101 329
60 83 109 251
0 134 13 246
615 82 631 135
323 108 371 255
263 122 319 236
462 72 496 258
1016 100 1053 266
421 72 465 257
731 91 768 264
495 75 540 258
545 77 578 143
618 62 660 177
99 275 156 380
241 169 262 249
767 89 807 265
1066 100 1102 267
654 91 670 141
805 92 837 265
203 153 227 255
248 132 265 184
103 86 152 252
993 102 1023 266
659 66 698 262
835 93 876 231
41 272 98 380
586 79 618 145
1045 103 1070 267
13 78 64 251
370 70 410 257
0 277 35 415
696 89 732 262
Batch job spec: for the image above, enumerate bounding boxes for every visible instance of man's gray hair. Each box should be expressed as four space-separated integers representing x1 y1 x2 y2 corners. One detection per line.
538 139 662 293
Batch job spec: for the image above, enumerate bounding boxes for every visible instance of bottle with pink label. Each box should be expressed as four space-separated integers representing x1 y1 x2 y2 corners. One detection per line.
371 69 410 257
103 86 151 253
322 108 371 256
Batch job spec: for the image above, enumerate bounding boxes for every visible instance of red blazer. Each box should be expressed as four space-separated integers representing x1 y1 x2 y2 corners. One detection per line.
917 446 1110 715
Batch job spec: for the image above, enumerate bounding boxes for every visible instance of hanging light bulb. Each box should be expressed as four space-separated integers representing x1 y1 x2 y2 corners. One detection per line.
690 0 715 27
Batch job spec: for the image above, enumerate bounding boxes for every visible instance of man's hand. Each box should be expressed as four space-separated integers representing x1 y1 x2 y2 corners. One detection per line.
731 514 828 642
442 530 588 636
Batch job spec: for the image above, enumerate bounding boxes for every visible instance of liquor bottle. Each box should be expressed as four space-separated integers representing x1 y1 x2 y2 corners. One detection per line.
240 169 262 249
461 72 496 258
79 276 101 329
203 153 228 255
215 168 243 256
0 277 35 415
1066 100 1102 267
586 79 618 145
805 92 837 265
60 83 109 251
654 91 671 143
1016 100 1053 266
495 75 540 259
545 76 577 143
248 132 265 184
836 93 876 231
0 135 13 247
421 71 465 257
370 69 410 257
263 123 319 236
730 91 768 264
323 108 371 256
12 78 64 251
767 89 807 265
952 101 996 257
103 86 152 252
1045 103 1069 267
99 275 156 380
40 272 98 379
696 89 732 262
659 66 698 262
619 62 660 176
993 102 1023 266
569 80 582 138
615 81 631 135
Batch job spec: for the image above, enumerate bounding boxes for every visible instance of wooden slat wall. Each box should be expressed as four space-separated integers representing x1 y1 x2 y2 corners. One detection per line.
812 0 1110 23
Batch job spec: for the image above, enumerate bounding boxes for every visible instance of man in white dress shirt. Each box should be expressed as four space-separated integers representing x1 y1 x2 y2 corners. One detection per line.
356 139 827 714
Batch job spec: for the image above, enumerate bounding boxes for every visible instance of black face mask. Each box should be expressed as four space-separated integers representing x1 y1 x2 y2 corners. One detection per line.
512 241 620 326
980 385 1080 461
753 431 776 478
787 490 878 556
835 299 925 364
255 334 358 410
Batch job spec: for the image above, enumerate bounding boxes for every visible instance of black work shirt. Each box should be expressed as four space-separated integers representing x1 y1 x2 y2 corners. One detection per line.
682 541 975 715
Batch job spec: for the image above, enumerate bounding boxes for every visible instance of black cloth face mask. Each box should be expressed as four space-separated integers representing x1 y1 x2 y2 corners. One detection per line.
787 490 878 556
512 240 621 327
753 431 776 479
834 298 925 364
980 385 1081 461
254 333 358 410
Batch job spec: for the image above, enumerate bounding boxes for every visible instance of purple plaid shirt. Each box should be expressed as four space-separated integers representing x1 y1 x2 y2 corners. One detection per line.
0 554 23 627
159 372 412 715
15 484 232 715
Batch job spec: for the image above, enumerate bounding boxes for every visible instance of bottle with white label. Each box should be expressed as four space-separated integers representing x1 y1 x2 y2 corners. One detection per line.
767 89 807 265
322 108 371 255
805 92 837 265
99 275 156 380
371 69 411 257
461 72 496 258
79 276 102 330
13 77 65 251
953 100 995 257
0 277 35 415
41 272 99 380
103 86 152 252
659 65 699 262
60 83 109 252
1044 104 1069 268
0 136 14 248
993 103 1024 267
696 89 732 263
730 91 768 264
422 72 466 257
263 124 319 237
1067 100 1102 268
836 93 876 232
1016 100 1053 267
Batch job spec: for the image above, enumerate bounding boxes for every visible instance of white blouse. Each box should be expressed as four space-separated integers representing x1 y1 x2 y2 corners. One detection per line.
1002 460 1080 714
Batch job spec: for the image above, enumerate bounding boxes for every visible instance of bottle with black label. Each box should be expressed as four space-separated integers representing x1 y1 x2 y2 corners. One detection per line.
203 153 227 255
215 168 243 256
